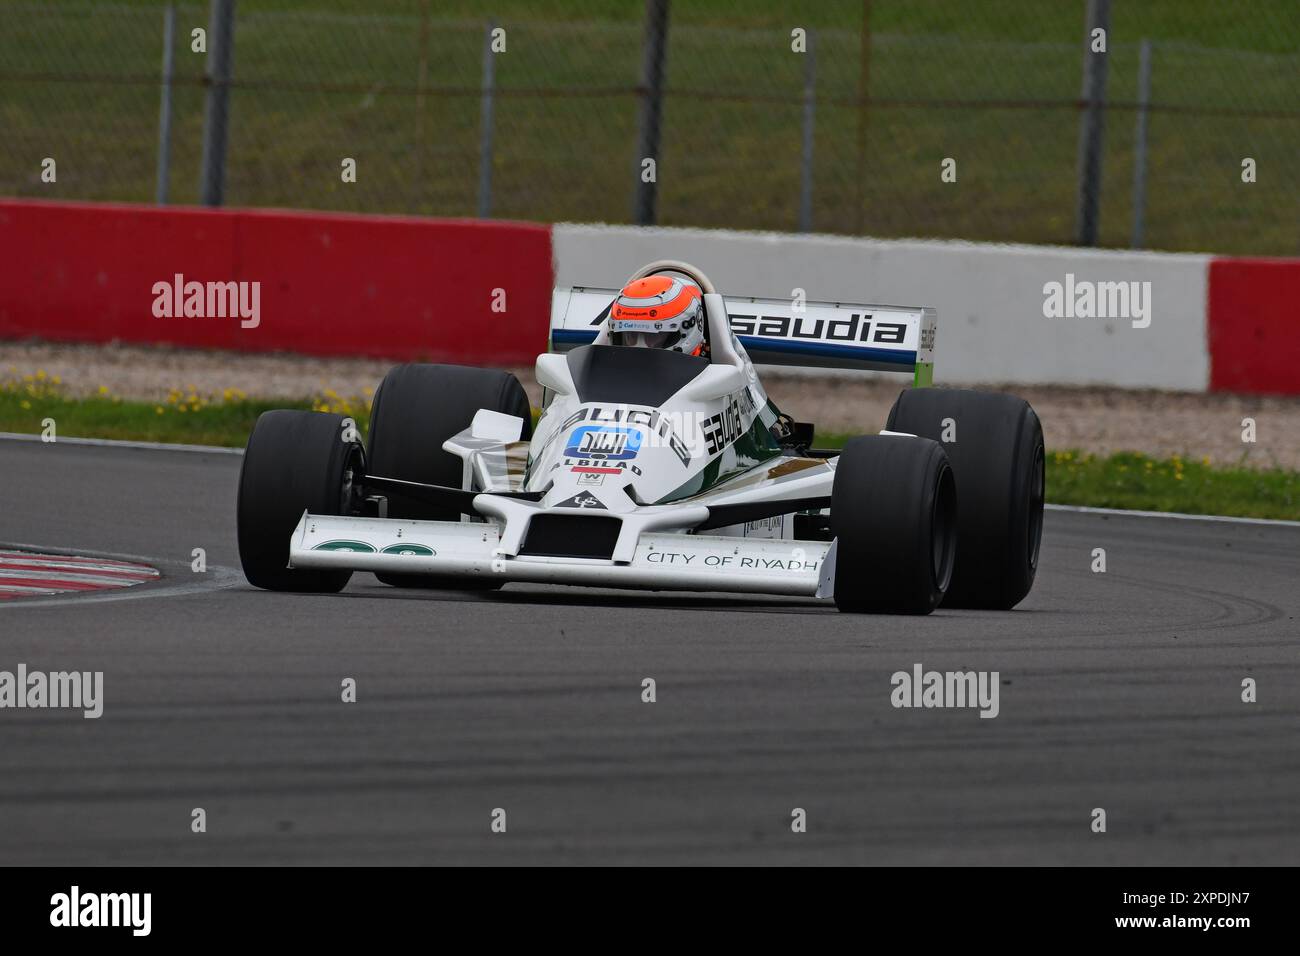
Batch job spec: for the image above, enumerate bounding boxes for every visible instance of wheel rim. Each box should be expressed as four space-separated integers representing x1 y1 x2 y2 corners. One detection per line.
339 443 364 516
1027 444 1045 570
931 464 957 592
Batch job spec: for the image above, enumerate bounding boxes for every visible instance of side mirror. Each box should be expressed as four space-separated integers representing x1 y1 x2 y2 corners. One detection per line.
681 364 747 401
535 353 575 395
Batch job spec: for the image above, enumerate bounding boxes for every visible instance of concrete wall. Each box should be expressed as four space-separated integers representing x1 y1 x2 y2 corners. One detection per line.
5 201 1292 394
554 224 1212 391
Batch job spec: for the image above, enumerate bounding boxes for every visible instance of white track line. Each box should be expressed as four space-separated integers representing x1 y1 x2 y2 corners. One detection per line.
1046 503 1300 528
0 432 242 454
5 433 1296 529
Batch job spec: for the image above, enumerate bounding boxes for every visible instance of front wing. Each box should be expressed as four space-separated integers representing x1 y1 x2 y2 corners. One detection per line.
289 512 833 597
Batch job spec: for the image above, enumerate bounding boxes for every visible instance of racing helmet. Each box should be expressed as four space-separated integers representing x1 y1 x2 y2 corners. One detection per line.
608 275 707 356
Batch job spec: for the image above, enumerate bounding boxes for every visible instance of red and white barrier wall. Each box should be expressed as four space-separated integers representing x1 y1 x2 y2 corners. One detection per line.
0 201 1295 395
0 200 552 366
1207 258 1300 394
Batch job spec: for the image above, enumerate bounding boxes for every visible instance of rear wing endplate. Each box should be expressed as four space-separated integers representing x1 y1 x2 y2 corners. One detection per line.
550 287 936 385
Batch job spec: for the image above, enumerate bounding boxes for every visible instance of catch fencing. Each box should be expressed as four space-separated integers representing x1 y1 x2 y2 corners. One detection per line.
1 0 1297 254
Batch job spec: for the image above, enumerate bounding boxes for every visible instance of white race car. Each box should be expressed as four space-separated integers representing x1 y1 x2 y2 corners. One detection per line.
237 260 1043 613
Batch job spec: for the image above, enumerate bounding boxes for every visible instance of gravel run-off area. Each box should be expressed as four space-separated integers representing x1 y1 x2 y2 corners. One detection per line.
4 341 1298 470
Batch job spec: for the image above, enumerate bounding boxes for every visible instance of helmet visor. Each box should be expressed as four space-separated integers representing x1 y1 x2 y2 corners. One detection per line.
615 329 678 349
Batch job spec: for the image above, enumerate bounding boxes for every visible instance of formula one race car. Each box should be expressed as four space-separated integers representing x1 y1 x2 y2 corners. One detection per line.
236 260 1043 613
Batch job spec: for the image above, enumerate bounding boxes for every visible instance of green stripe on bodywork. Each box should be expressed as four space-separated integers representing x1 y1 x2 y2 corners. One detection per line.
656 415 781 503
913 362 934 387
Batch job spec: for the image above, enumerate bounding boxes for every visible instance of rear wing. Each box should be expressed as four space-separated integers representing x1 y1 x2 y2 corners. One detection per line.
550 286 936 386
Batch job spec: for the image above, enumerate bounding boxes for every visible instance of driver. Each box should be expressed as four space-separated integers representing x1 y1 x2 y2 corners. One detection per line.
608 275 707 357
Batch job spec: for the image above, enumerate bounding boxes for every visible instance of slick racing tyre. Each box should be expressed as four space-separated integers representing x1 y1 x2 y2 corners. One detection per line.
367 364 532 590
237 410 363 593
886 387 1044 610
831 435 956 614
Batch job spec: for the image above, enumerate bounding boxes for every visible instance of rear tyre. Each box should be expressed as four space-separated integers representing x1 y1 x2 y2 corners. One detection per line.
237 410 362 593
886 387 1044 609
831 435 956 614
367 363 532 590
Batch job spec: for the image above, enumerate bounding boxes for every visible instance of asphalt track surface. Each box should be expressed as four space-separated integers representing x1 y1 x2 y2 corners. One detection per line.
1 438 1297 865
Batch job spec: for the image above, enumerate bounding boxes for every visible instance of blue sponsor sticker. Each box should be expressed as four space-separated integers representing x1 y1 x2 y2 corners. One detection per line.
564 425 643 461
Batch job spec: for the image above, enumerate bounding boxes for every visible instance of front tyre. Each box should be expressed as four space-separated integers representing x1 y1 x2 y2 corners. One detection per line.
368 363 532 590
237 410 363 593
831 435 956 614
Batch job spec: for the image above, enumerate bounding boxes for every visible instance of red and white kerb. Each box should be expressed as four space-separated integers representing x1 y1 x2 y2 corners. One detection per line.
0 550 159 600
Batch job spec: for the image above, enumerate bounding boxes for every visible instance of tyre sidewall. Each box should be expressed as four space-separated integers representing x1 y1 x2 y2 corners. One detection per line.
237 409 359 592
832 435 955 614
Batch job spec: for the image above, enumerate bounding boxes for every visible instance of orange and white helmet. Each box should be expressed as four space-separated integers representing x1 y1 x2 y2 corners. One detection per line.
608 275 707 356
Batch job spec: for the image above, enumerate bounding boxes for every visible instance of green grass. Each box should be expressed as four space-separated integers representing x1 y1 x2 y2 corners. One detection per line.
89 0 1300 50
0 378 370 447
4 386 1296 520
0 391 309 447
1043 449 1300 520
2 0 1296 254
815 435 1300 520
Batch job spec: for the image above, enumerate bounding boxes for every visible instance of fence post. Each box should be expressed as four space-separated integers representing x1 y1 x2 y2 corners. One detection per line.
853 0 872 234
1073 0 1111 245
1130 38 1152 249
478 19 498 218
199 0 236 207
633 0 670 225
155 3 176 204
412 0 430 212
798 29 816 233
